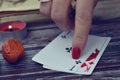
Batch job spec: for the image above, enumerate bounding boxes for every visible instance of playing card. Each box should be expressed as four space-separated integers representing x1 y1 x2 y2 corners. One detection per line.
32 31 111 75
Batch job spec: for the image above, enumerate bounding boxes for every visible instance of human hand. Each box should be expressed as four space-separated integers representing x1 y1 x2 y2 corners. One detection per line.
40 0 97 59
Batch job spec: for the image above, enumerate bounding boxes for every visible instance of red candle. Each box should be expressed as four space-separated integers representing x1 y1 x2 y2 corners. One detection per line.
4 25 19 31
0 21 26 32
0 21 27 41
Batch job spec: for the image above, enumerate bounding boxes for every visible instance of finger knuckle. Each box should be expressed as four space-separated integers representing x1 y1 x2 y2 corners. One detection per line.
51 12 65 22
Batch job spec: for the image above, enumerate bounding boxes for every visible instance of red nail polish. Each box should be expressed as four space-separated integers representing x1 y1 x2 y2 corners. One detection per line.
72 47 81 59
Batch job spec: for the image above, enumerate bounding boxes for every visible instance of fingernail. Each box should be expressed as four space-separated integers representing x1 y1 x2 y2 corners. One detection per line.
72 47 81 59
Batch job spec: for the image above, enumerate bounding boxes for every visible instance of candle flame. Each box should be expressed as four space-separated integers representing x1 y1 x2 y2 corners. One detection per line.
8 25 12 29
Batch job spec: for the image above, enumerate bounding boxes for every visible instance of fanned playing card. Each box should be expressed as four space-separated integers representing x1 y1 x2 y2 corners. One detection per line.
32 31 111 75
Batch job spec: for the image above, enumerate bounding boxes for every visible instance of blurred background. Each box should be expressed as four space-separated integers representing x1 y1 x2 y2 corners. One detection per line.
0 0 120 23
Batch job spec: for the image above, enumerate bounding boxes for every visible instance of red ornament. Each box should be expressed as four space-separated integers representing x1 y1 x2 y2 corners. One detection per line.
2 39 24 63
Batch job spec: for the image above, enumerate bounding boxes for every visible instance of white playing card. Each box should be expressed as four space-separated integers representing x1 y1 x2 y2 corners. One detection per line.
32 31 111 75
43 37 111 75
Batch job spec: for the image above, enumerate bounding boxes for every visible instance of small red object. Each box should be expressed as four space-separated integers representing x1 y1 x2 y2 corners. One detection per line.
86 49 99 61
81 63 87 68
0 21 26 32
2 39 24 63
5 25 19 31
0 21 27 41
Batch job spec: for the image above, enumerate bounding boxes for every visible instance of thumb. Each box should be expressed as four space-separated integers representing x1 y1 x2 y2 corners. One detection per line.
72 0 96 59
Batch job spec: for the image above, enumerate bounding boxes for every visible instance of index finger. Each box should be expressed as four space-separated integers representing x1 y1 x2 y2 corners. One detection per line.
72 0 97 59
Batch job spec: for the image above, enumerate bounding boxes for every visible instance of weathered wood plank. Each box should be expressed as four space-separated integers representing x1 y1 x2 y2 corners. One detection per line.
94 0 120 20
0 22 120 80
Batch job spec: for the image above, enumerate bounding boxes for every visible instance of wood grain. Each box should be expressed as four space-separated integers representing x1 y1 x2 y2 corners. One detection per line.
0 21 120 80
94 0 120 20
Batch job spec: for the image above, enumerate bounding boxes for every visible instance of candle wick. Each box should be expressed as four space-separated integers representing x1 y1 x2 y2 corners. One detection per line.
8 25 13 31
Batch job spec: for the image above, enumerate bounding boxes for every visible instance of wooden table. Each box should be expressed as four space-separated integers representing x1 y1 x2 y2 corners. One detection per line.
0 21 120 80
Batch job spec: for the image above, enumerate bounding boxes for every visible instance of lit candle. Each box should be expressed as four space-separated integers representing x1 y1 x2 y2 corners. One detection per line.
8 25 13 31
0 21 27 42
0 21 25 32
5 25 19 31
5 25 14 31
